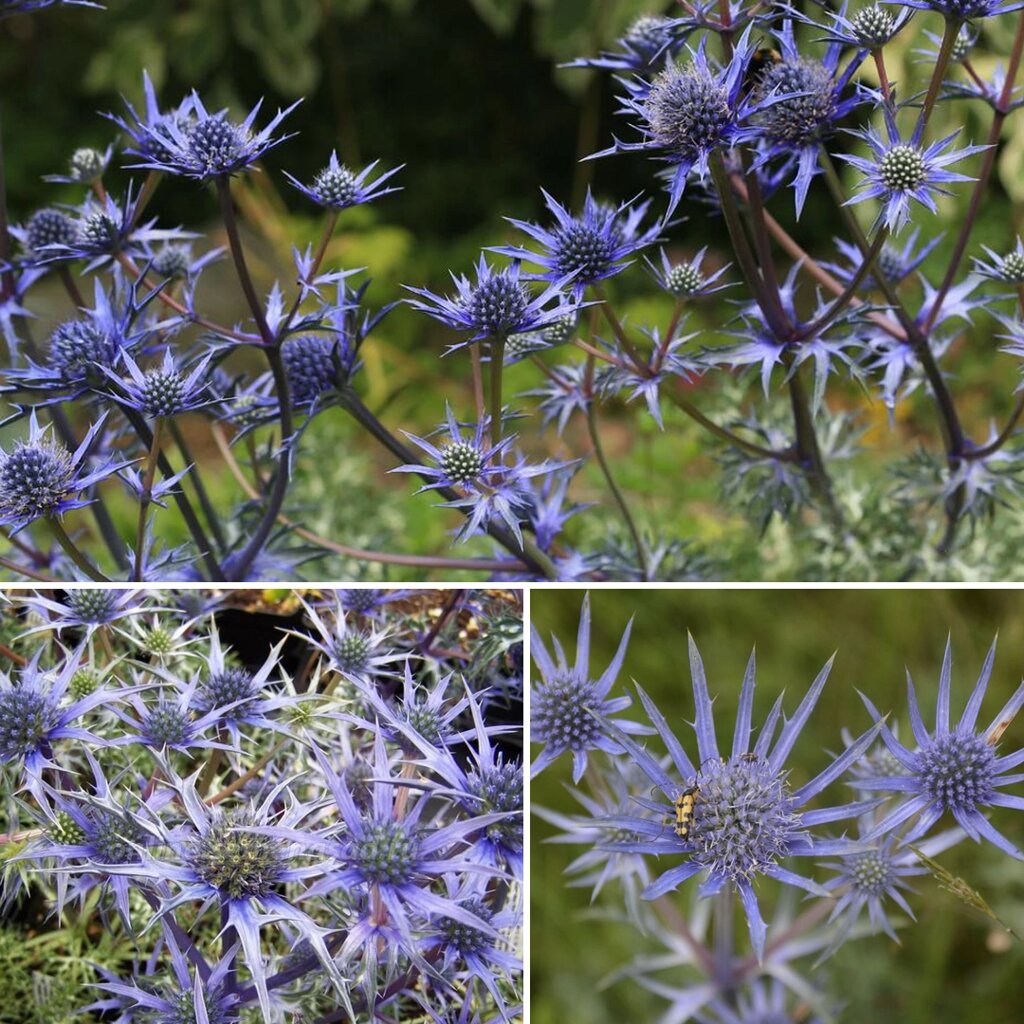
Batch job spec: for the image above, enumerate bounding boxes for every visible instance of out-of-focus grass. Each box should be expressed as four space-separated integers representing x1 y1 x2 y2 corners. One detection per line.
530 589 1024 1024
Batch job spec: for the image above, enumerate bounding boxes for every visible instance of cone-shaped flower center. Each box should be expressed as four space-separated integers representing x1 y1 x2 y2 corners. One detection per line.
918 730 996 811
464 272 529 337
66 587 118 622
0 441 75 520
686 754 802 881
350 820 419 884
191 813 285 900
879 145 927 192
645 65 732 158
846 848 896 896
532 672 599 752
0 688 58 760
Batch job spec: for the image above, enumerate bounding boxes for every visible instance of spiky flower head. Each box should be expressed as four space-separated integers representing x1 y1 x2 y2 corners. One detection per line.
285 152 403 210
602 29 764 216
65 588 119 624
974 238 1024 283
23 208 78 255
89 810 146 864
102 348 211 420
600 636 885 959
69 667 100 699
190 812 285 900
440 442 484 485
686 754 805 883
755 59 837 145
493 189 658 301
142 700 193 748
151 244 193 279
406 254 578 345
199 666 255 710
841 111 986 233
69 147 107 182
852 5 897 46
858 636 1024 859
282 334 353 406
125 90 299 180
468 758 523 851
531 594 645 782
349 820 420 884
0 685 59 762
49 318 120 384
440 897 494 957
0 412 120 533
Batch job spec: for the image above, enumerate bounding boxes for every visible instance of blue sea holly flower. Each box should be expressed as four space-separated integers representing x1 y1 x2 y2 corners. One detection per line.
185 627 306 744
394 405 562 544
109 71 198 166
114 673 242 754
44 185 193 271
564 15 689 73
600 29 766 215
406 254 577 345
600 638 883 960
0 645 120 801
530 593 646 782
346 660 479 751
857 636 1024 859
101 347 213 420
0 411 125 534
840 110 987 233
281 332 358 409
294 593 405 685
492 189 660 300
750 21 868 215
43 145 112 185
811 3 912 51
425 878 523 1020
533 761 656 923
96 767 351 1021
395 684 524 877
17 587 145 637
91 933 240 1024
299 736 512 995
11 207 78 264
644 246 731 300
820 820 964 951
973 237 1024 283
285 152 403 210
5 275 166 402
127 89 300 180
10 750 163 923
822 228 942 290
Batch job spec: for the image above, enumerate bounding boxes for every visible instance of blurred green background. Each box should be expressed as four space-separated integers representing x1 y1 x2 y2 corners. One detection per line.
531 588 1024 1023
4 1 1024 577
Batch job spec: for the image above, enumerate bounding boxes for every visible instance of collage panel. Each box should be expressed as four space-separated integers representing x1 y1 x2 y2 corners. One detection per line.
0 587 523 1023
530 589 1024 1024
